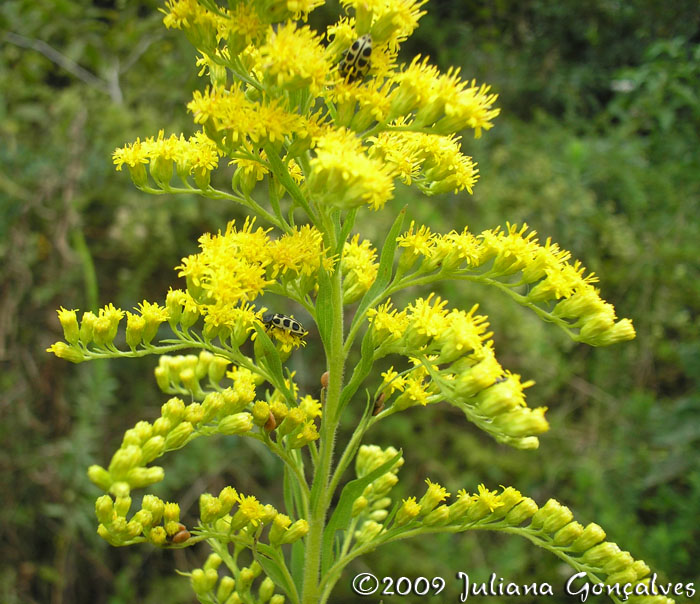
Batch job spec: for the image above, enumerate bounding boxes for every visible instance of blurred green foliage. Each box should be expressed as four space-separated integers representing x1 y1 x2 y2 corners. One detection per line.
2 0 698 602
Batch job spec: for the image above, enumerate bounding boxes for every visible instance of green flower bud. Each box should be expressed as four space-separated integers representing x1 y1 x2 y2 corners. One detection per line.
352 496 369 517
126 519 143 538
126 466 164 488
148 525 167 545
217 576 236 602
114 496 132 517
447 492 473 522
200 493 224 523
261 504 278 525
570 523 606 553
370 473 399 499
504 497 538 526
279 519 309 545
631 560 650 580
277 407 305 437
161 397 186 422
602 551 634 575
108 446 142 479
237 567 255 592
605 567 637 585
142 495 165 524
530 499 573 534
259 576 275 603
252 400 271 426
269 514 292 546
150 155 173 188
109 481 130 498
371 497 392 511
127 162 148 188
354 520 383 544
204 553 222 571
133 421 153 442
208 355 229 384
132 509 154 529
165 289 184 328
553 521 584 546
423 505 450 526
369 509 389 522
269 595 285 604
152 416 173 436
141 435 166 463
191 568 218 596
154 365 170 392
185 402 205 425
218 412 254 435
582 542 621 566
202 391 225 422
165 421 194 449
95 495 114 525
88 465 112 491
47 341 85 363
92 316 112 348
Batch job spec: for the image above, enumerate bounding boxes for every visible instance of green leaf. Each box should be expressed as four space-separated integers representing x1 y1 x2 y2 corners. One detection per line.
255 544 299 603
315 262 333 354
321 450 402 574
348 208 405 335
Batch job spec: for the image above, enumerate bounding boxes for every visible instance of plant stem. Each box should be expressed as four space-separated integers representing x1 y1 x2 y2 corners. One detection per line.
301 231 345 604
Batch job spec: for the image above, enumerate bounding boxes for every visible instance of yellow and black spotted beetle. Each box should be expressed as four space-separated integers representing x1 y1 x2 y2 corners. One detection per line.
339 34 372 81
262 312 306 336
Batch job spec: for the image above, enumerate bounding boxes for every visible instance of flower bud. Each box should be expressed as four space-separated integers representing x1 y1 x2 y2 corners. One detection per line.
279 519 309 545
200 493 224 523
162 397 186 423
570 523 606 553
148 525 167 545
47 341 85 363
395 497 421 526
108 446 142 479
163 502 180 523
504 498 538 526
259 577 275 603
88 465 112 491
352 496 369 517
126 313 145 349
165 421 194 449
57 308 80 345
602 550 634 575
252 400 271 426
268 513 292 546
126 466 164 488
141 436 166 463
217 576 236 602
418 480 449 514
79 311 97 346
423 505 450 526
269 595 285 604
95 495 114 525
218 412 254 435
582 542 621 566
142 495 165 524
114 496 132 517
354 520 383 544
553 521 584 546
208 355 229 384
191 567 218 596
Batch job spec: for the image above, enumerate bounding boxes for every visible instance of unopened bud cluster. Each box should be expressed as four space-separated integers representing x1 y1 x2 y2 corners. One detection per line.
199 487 308 550
371 298 547 449
352 445 404 544
188 554 286 604
95 493 187 547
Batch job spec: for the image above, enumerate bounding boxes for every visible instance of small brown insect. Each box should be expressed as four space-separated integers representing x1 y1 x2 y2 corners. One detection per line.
372 392 386 416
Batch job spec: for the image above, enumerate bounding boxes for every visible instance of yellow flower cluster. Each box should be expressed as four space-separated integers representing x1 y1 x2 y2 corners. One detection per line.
341 234 379 303
116 0 499 213
392 484 673 604
396 222 635 346
113 130 220 189
369 295 547 448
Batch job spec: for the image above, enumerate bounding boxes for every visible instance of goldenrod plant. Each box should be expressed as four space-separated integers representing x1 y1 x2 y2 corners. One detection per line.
47 1 677 603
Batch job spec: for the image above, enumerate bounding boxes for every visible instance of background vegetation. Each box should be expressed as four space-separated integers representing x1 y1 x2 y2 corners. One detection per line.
1 0 698 602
